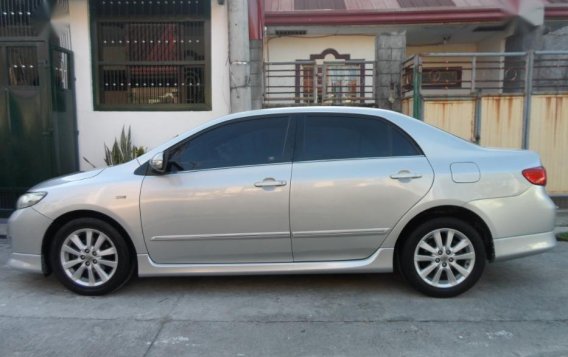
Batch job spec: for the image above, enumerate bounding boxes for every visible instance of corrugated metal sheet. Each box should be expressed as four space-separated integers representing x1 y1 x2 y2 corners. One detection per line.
343 0 401 10
480 96 524 149
413 95 568 194
266 0 294 12
529 95 568 194
265 0 513 11
398 0 455 8
423 100 475 141
294 0 346 10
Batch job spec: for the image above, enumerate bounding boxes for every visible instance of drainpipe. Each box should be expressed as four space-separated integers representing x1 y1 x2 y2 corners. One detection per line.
228 0 252 113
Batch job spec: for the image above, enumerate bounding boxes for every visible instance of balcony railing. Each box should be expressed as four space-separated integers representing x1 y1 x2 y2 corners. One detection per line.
402 51 568 97
263 60 375 107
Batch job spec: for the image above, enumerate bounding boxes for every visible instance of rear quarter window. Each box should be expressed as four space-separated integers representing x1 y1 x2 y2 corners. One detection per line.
296 114 422 161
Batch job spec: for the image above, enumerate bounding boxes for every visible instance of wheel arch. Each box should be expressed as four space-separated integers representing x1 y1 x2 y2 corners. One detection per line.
41 210 138 276
393 205 495 272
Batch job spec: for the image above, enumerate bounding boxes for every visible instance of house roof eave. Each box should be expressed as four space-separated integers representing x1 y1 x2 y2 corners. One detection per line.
265 8 511 26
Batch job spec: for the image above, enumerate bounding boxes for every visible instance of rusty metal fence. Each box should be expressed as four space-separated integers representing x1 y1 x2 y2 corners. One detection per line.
263 60 375 107
402 51 568 195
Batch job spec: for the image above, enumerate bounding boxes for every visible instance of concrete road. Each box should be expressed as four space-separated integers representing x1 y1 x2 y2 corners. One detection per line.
0 240 567 357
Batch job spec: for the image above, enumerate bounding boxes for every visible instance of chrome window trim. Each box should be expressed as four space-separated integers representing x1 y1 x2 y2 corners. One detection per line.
289 155 427 165
161 161 293 175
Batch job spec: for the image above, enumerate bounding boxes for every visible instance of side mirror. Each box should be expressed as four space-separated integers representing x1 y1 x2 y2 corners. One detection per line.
149 152 166 174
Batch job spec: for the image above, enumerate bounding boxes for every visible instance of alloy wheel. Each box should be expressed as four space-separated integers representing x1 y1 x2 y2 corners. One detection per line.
413 228 476 288
59 228 118 287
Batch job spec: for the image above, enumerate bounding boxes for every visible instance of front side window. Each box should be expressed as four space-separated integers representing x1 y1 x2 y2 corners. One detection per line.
297 115 421 161
90 1 210 110
168 116 291 171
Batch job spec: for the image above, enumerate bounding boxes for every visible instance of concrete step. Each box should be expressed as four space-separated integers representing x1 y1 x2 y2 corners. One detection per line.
556 209 568 227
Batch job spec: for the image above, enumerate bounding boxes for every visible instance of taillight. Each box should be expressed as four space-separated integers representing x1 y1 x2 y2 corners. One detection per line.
522 166 547 186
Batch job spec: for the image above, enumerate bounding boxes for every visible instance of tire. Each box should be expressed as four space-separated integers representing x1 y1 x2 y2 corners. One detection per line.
49 218 133 295
399 217 486 298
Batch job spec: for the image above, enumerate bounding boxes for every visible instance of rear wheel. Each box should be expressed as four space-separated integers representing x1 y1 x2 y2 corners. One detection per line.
50 218 133 295
400 217 486 298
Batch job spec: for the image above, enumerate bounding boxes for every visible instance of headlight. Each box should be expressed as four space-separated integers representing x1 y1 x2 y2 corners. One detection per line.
16 192 47 209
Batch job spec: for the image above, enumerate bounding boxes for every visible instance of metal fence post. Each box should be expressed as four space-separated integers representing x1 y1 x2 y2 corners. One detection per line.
473 91 482 144
412 55 422 120
312 62 318 104
471 56 477 92
322 63 328 104
522 51 534 149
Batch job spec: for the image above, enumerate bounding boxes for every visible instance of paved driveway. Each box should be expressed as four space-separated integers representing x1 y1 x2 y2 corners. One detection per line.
1 240 567 357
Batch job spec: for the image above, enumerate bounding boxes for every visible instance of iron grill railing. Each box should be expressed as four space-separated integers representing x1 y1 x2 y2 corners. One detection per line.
402 51 568 97
263 60 375 107
0 0 68 38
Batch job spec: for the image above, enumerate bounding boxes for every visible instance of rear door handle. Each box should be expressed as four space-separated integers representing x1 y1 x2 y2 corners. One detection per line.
390 170 423 180
254 178 287 187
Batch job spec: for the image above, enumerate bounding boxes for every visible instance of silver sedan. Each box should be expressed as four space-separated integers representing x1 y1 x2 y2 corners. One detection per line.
7 107 556 297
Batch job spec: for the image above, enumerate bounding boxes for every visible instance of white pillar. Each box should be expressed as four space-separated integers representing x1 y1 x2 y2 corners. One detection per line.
228 0 252 113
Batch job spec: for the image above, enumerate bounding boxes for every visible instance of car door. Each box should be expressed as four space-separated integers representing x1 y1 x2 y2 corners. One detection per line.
290 113 434 261
140 115 294 264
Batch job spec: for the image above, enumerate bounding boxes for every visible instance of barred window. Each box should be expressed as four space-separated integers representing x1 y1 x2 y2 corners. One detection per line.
90 0 211 111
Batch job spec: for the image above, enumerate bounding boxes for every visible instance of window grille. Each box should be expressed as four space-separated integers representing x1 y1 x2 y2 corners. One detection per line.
0 0 43 37
90 0 210 110
7 47 39 86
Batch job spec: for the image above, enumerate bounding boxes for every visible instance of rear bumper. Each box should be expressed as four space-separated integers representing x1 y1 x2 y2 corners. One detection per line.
493 231 556 262
467 186 556 240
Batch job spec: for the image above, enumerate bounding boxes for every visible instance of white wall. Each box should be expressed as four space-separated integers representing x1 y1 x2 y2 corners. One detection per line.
68 0 230 169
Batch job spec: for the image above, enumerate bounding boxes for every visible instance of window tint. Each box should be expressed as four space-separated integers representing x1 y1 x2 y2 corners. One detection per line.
168 117 290 171
297 115 421 161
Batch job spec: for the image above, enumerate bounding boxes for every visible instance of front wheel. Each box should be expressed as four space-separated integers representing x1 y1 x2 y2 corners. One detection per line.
50 218 133 295
399 217 486 298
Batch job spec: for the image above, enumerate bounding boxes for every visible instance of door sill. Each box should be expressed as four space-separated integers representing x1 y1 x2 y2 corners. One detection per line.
137 248 394 277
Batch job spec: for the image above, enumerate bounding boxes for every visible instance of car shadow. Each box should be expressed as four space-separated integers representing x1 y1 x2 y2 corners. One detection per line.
121 272 415 297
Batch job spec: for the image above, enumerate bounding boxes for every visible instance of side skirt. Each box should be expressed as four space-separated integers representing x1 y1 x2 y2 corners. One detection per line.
137 248 394 277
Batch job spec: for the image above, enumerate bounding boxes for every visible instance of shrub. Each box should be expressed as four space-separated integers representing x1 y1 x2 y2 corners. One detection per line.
104 126 146 166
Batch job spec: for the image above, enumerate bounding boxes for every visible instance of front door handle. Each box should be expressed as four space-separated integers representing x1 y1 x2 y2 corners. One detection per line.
254 178 287 187
390 170 423 180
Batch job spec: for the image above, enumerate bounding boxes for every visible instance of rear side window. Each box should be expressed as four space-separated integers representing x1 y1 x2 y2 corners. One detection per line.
168 116 290 171
296 115 421 161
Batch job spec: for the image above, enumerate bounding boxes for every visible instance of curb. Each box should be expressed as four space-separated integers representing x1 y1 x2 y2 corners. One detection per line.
0 218 6 238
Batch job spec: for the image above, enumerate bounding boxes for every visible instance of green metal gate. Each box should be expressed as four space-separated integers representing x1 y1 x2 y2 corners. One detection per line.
0 42 78 217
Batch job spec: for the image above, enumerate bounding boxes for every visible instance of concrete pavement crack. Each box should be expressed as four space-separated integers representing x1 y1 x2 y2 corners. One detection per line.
141 291 183 357
142 318 167 357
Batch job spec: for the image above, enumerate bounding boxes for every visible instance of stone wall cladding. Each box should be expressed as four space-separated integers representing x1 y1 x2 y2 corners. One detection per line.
249 39 264 109
375 31 406 112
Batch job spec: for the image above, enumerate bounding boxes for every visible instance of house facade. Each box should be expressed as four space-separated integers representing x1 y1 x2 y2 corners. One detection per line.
262 0 568 109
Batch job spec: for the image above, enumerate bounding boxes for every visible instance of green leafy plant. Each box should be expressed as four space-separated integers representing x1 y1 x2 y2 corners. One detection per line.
558 232 568 242
104 126 146 166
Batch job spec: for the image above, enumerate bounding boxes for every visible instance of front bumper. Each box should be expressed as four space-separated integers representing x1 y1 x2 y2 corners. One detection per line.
7 207 52 274
8 253 43 273
493 231 556 262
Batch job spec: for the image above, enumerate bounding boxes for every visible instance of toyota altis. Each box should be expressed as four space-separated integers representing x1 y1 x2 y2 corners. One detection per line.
8 107 556 297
